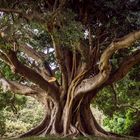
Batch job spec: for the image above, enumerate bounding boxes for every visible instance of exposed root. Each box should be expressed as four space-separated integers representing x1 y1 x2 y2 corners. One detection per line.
19 95 128 139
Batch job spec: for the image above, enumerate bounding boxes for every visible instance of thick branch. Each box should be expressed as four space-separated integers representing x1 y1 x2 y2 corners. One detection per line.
51 35 68 91
99 30 140 72
0 8 22 14
106 49 140 84
76 30 140 96
0 8 45 22
75 71 110 96
0 50 11 65
6 50 59 101
19 45 56 81
0 50 16 72
0 8 31 21
19 45 46 62
0 75 41 96
77 41 90 66
13 44 57 84
53 0 59 11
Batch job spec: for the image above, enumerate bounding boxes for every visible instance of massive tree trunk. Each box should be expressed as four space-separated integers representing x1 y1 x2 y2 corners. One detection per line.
19 91 110 138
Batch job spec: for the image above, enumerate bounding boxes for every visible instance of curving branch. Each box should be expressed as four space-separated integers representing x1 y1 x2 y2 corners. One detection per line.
0 50 11 65
76 41 93 72
0 49 16 72
0 45 58 101
0 8 22 15
106 49 140 84
19 45 56 82
0 75 42 97
0 8 45 22
99 30 140 72
19 45 46 62
51 35 68 92
76 30 140 96
3 50 60 101
0 8 31 21
0 75 49 104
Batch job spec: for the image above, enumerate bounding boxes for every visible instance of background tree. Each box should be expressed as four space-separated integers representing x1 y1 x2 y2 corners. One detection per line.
0 0 140 138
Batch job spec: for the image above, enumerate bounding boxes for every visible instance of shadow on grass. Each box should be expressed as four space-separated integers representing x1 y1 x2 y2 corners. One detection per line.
2 136 139 140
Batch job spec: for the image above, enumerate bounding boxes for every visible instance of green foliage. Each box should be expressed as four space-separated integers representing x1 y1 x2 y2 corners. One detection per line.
94 70 140 115
53 10 84 47
103 115 125 134
0 111 6 136
92 86 116 117
18 98 44 125
103 110 140 135
0 61 21 81
93 66 140 136
0 89 27 111
5 120 31 137
55 71 61 82
0 89 27 137
0 96 44 138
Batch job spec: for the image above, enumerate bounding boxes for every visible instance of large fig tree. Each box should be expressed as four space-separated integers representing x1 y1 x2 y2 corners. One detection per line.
0 0 140 138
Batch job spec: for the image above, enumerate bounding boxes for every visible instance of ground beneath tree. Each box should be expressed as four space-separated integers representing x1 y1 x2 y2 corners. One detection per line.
2 136 139 140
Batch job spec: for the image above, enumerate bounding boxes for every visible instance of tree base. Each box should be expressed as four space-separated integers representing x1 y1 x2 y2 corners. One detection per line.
19 105 124 139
